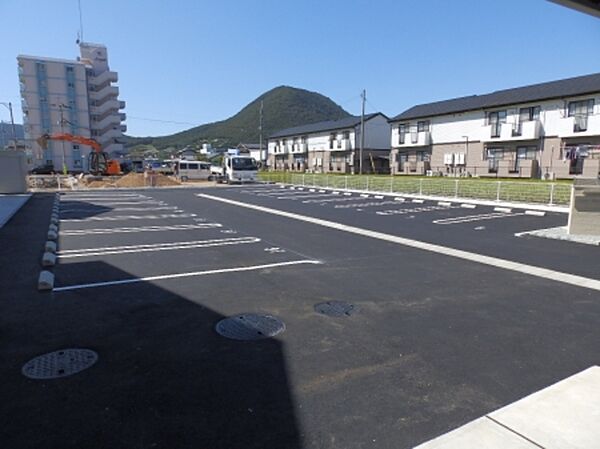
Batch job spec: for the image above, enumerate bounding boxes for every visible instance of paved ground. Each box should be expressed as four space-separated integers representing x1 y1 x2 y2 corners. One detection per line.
0 194 31 228
1 185 599 449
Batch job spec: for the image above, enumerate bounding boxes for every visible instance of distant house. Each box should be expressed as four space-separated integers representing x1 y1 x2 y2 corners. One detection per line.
267 114 391 174
237 143 265 163
176 146 198 160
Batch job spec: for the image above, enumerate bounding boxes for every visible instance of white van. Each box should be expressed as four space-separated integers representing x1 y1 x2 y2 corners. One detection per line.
174 160 212 181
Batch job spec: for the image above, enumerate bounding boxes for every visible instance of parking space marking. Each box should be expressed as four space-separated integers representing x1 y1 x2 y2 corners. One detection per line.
334 201 400 209
376 205 453 216
61 213 196 222
433 212 526 225
302 196 365 204
277 193 332 200
57 237 261 258
60 196 151 202
60 200 166 206
53 259 322 292
60 206 179 213
197 193 600 293
60 223 222 236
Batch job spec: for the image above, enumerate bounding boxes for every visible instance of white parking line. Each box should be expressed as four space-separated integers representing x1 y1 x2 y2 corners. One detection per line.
278 194 332 200
376 205 453 216
58 237 261 258
60 223 222 236
53 259 322 292
60 196 150 201
60 200 166 206
302 196 369 204
61 213 196 222
60 206 179 213
335 201 399 209
433 212 525 225
198 193 600 292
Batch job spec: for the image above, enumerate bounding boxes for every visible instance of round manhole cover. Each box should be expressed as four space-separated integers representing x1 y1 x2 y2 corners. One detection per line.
22 349 98 379
314 301 357 317
215 314 285 340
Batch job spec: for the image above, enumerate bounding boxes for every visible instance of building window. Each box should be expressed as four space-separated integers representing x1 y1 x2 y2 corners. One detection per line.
66 66 74 73
301 136 307 144
486 148 505 173
343 131 350 140
568 99 594 132
416 151 430 162
519 106 540 122
329 133 336 149
417 120 430 132
488 110 507 137
398 124 407 144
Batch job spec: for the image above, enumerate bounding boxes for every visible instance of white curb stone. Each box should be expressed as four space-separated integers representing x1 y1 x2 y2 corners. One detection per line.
42 252 57 267
38 271 55 291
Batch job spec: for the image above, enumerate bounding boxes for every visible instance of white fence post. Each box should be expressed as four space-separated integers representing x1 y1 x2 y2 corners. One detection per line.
496 181 501 201
549 183 555 206
419 179 423 195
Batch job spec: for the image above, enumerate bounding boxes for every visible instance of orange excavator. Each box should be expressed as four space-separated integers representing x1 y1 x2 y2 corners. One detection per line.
36 133 121 175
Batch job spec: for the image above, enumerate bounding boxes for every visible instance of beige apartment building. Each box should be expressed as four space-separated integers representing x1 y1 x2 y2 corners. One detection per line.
17 42 126 172
389 72 600 179
268 114 391 174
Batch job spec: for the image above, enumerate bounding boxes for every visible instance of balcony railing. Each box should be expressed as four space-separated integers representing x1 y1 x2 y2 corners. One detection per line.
397 131 431 147
557 115 599 137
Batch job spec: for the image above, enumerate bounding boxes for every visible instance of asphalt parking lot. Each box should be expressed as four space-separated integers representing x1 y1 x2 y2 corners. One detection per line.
1 185 599 449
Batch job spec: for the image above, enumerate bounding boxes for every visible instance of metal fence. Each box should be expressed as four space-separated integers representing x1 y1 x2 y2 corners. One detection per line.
258 172 571 206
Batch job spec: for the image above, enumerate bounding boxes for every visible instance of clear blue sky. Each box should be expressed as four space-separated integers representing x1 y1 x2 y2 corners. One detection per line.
1 0 599 137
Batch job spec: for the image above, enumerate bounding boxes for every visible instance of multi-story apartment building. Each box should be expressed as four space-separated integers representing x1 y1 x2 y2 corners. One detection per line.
17 42 126 171
268 113 390 174
389 73 600 179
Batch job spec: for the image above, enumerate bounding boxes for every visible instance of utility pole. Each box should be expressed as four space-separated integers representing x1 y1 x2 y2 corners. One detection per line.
259 100 264 165
359 89 366 175
52 102 71 174
0 102 17 149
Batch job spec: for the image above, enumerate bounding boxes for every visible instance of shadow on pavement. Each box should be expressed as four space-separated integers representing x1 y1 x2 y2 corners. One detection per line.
58 200 114 220
1 260 301 449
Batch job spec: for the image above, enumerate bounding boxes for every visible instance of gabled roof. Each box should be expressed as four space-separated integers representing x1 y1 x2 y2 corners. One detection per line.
391 72 600 122
237 143 261 150
269 113 386 139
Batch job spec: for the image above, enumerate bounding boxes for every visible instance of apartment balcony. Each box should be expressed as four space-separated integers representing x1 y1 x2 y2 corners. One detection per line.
397 131 431 147
89 85 119 102
281 145 290 153
91 114 121 131
341 139 351 151
89 70 118 86
120 124 127 133
89 99 122 116
97 128 124 144
291 143 307 153
481 120 541 142
557 115 600 138
119 112 126 121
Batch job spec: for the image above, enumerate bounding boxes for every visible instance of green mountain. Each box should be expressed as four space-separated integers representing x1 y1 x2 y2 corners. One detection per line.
125 86 351 150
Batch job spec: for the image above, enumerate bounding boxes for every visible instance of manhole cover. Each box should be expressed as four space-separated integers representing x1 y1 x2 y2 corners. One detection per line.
22 349 98 379
314 301 357 317
215 314 285 340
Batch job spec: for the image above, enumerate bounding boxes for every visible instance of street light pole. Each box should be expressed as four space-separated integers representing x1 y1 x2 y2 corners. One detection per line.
0 102 17 149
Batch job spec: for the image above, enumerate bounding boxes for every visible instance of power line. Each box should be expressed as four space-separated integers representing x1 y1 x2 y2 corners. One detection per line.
127 116 198 126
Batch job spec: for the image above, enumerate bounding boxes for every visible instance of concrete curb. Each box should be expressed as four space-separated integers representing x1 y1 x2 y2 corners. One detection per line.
38 271 54 291
45 241 57 253
42 252 57 267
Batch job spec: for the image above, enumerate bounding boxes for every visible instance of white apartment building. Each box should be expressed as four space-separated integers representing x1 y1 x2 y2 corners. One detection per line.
17 42 126 172
389 72 600 179
268 113 390 174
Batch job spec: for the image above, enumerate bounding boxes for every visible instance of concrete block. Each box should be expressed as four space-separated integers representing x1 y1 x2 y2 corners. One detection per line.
42 252 57 267
50 217 59 225
412 199 425 203
47 230 58 241
438 201 452 207
49 224 58 233
38 271 54 291
44 241 57 253
494 207 512 213
525 210 546 216
461 203 477 209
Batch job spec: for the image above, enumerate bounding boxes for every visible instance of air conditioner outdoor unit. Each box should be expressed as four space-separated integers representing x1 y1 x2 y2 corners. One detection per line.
543 172 556 181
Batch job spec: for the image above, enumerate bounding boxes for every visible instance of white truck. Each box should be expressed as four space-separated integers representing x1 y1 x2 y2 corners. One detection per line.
216 152 258 183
